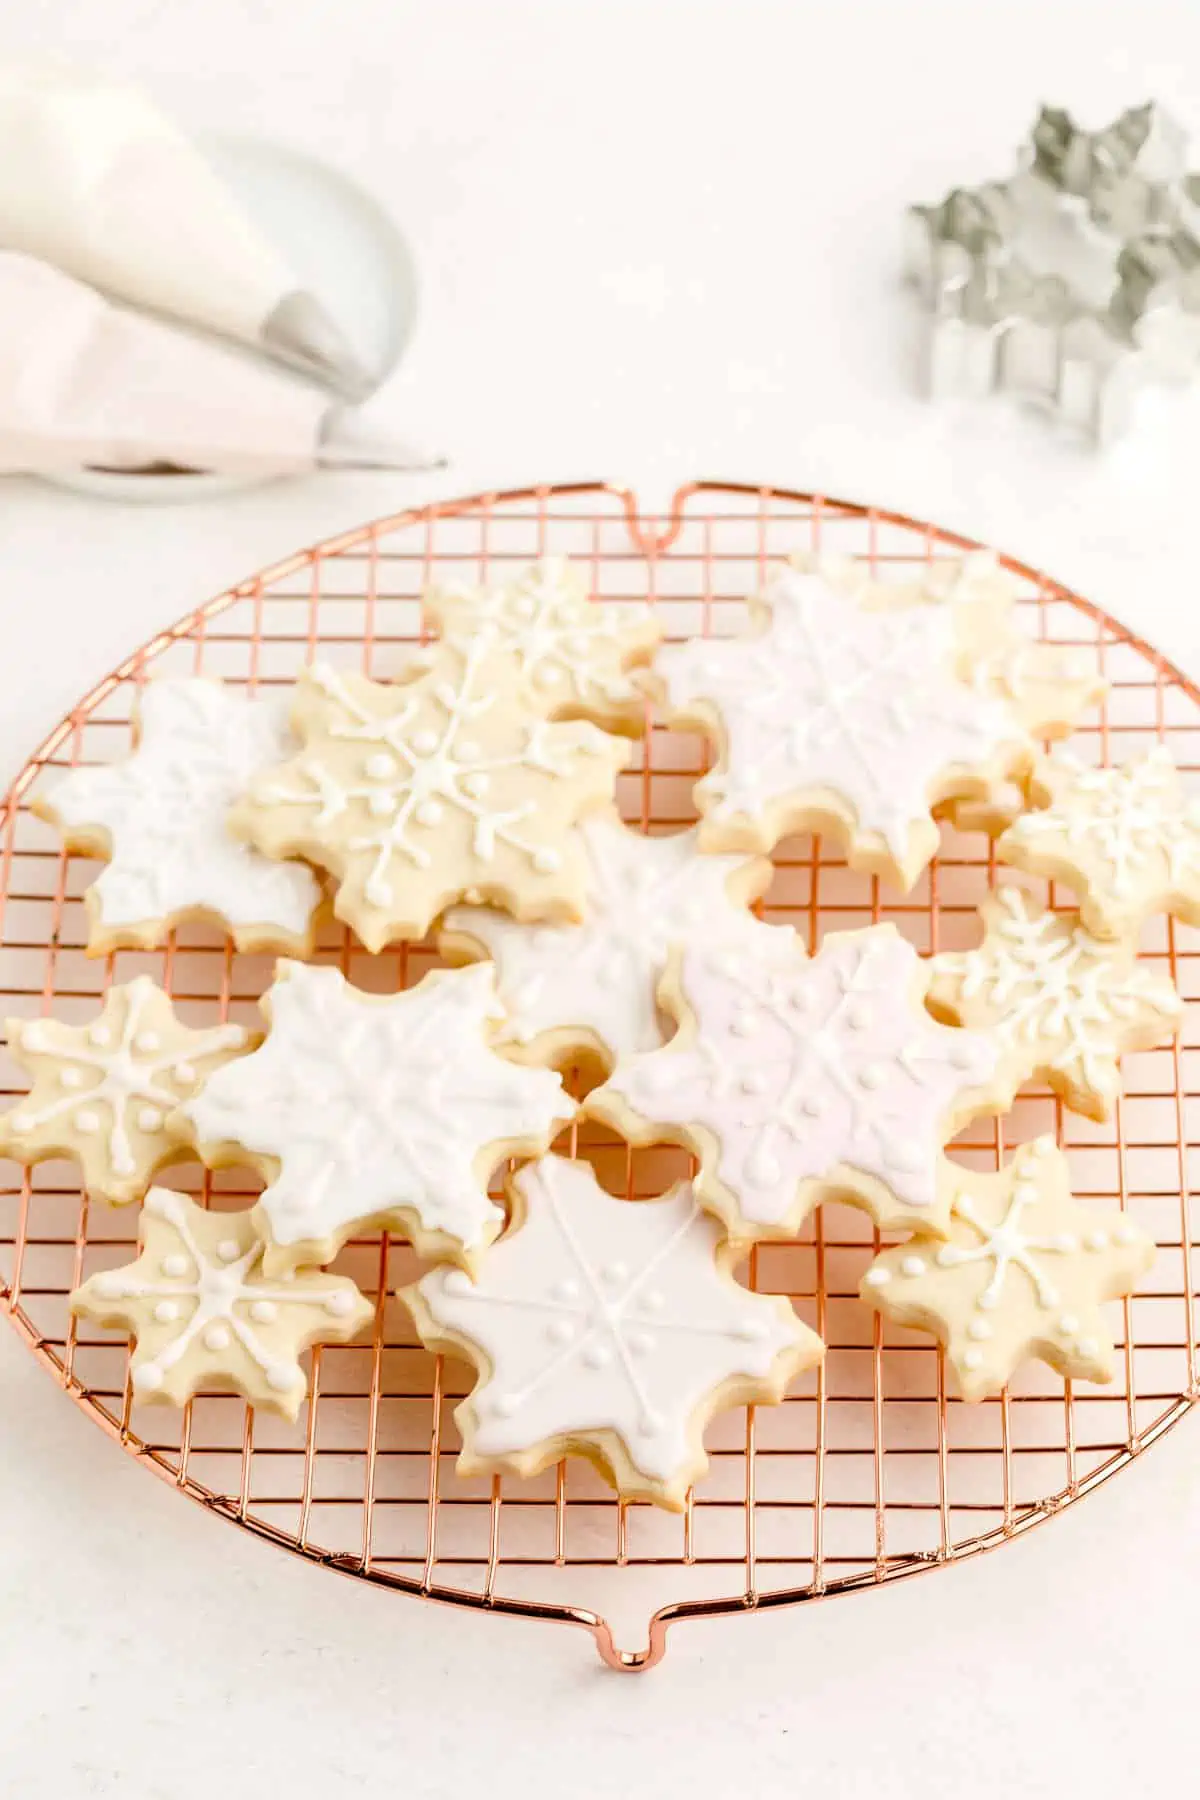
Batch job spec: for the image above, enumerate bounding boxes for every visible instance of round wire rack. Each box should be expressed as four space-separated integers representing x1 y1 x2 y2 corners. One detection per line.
2 482 1197 1672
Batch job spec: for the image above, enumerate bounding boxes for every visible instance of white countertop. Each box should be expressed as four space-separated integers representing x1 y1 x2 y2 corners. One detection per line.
4 2 1200 1793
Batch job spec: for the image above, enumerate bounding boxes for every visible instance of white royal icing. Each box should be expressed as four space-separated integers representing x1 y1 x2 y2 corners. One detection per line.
87 1188 364 1399
1003 748 1200 903
656 563 1017 858
259 644 615 909
599 924 998 1233
414 1154 811 1486
44 679 320 938
443 816 785 1060
181 961 572 1257
434 557 656 710
7 977 246 1179
931 888 1182 1108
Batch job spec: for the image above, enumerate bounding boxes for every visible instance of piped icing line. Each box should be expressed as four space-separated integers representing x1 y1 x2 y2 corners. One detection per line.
0 977 252 1205
927 886 1183 1121
404 1153 821 1509
441 812 783 1065
998 746 1200 939
70 1187 373 1419
860 1139 1155 1402
233 642 629 950
34 677 322 955
178 960 575 1275
424 556 662 731
587 922 1007 1240
649 560 1027 888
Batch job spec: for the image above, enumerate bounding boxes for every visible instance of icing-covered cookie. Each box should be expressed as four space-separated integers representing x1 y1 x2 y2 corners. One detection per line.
36 678 322 956
998 747 1200 939
860 1139 1154 1401
404 1154 820 1510
0 979 252 1205
178 960 573 1274
865 550 1105 837
927 887 1183 1121
440 812 780 1070
424 556 662 736
587 923 1005 1239
71 1187 372 1418
232 643 629 952
649 560 1027 889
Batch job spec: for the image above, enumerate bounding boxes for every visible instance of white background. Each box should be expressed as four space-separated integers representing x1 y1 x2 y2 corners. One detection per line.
3 1 1200 1793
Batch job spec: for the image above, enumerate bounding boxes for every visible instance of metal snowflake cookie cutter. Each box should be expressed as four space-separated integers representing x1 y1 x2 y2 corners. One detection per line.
906 101 1200 443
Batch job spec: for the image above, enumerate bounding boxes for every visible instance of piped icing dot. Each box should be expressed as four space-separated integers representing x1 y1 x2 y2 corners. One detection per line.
553 1278 580 1303
365 752 398 780
460 772 489 799
1075 1336 1099 1358
137 1107 162 1132
1084 1231 1109 1251
88 1025 112 1048
532 848 561 874
153 1300 179 1323
266 1366 296 1392
216 1239 241 1264
134 1031 160 1054
74 1110 100 1134
412 729 439 755
967 1318 991 1341
415 800 443 827
863 1266 891 1287
601 1262 628 1288
203 1323 232 1351
547 1318 575 1346
132 1363 164 1393
173 1062 196 1084
325 1290 356 1318
962 1348 984 1371
626 1330 655 1355
1058 1313 1080 1335
60 1068 84 1089
8 1111 32 1133
900 1255 926 1278
582 1341 612 1370
250 1300 277 1324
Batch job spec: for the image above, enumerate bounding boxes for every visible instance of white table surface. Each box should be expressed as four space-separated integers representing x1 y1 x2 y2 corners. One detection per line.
4 2 1200 1793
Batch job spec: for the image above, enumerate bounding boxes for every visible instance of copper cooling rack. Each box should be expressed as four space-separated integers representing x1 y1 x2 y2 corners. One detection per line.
2 481 1197 1671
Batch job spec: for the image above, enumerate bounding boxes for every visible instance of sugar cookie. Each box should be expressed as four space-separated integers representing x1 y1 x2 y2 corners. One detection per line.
860 1138 1154 1401
178 960 574 1274
423 556 662 736
587 922 1005 1239
648 560 1027 889
0 978 253 1205
71 1187 372 1418
998 747 1200 939
404 1154 820 1510
231 643 629 952
35 678 322 957
440 812 780 1071
927 887 1182 1120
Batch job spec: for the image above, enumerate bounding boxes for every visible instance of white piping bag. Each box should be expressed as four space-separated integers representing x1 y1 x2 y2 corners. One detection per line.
0 64 372 399
0 254 439 476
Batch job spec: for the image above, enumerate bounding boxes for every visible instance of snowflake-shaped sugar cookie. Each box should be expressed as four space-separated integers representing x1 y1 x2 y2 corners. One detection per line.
405 1155 820 1509
998 748 1200 939
651 561 1025 889
36 679 322 956
927 887 1182 1120
233 643 629 952
0 979 252 1205
440 813 783 1068
71 1188 372 1418
179 960 574 1273
424 557 662 736
861 549 1105 836
588 923 1005 1239
860 1139 1154 1401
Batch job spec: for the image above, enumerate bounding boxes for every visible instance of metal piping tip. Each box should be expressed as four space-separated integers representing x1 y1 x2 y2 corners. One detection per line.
262 291 376 401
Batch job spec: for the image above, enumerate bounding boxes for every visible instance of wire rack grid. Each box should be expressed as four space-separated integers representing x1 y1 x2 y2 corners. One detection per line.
1 480 1197 1672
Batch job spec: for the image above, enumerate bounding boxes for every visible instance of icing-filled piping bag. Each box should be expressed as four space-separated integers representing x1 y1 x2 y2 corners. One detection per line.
0 64 374 400
0 253 443 476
